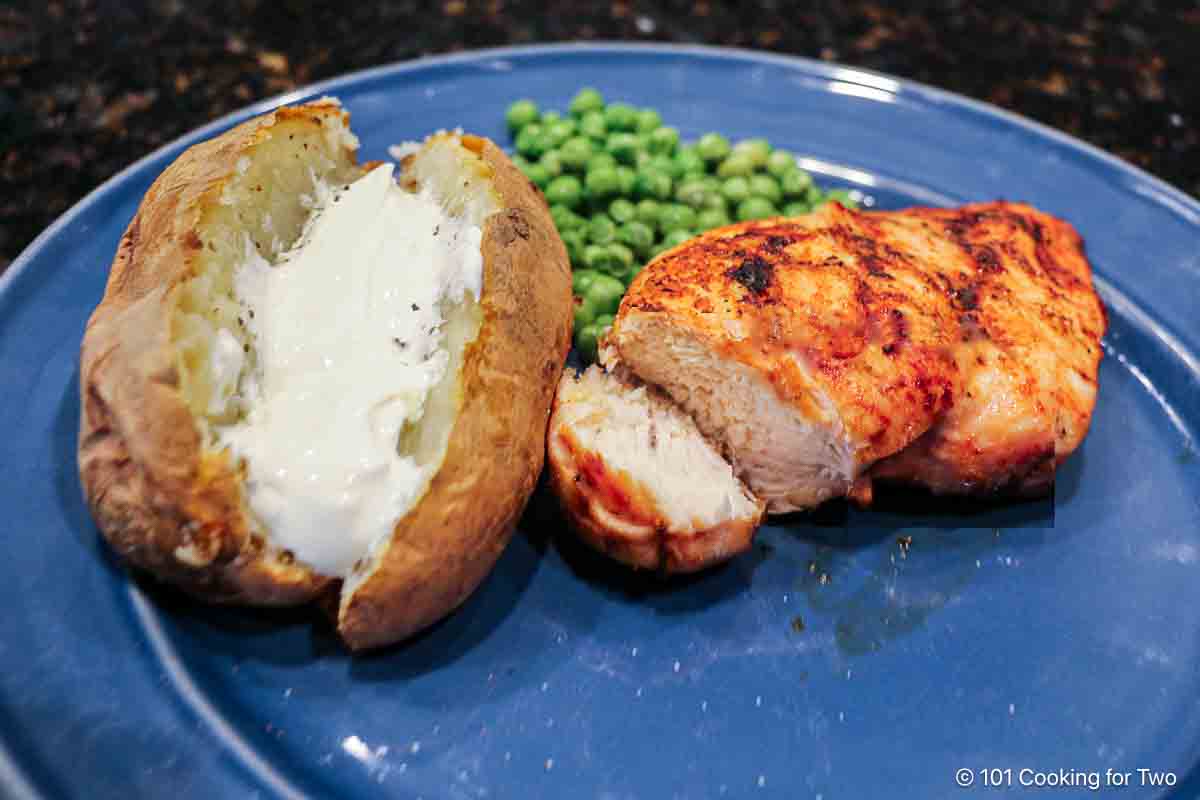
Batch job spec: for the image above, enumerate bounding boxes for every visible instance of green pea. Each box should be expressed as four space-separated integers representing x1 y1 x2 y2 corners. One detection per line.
569 87 605 117
604 102 638 132
582 244 614 272
510 154 530 171
696 132 731 163
648 126 680 155
574 291 601 331
721 176 751 204
607 242 635 274
780 168 814 198
546 120 576 146
675 179 710 209
587 273 626 315
696 208 731 230
736 196 778 221
658 203 697 233
594 313 616 331
606 132 641 164
635 108 662 133
635 199 661 228
550 203 585 230
505 99 539 131
804 184 824 205
617 220 655 255
732 137 771 167
572 261 603 291
559 137 593 171
621 262 645 284
562 230 588 265
580 110 607 140
540 150 563 178
575 323 601 363
515 124 547 158
700 190 728 212
661 229 695 249
716 154 755 178
609 197 636 223
585 167 621 199
673 146 706 176
545 175 583 208
766 149 797 177
782 201 811 217
748 174 783 204
634 150 653 169
826 188 858 208
586 151 617 173
641 155 673 180
524 162 550 189
616 165 637 196
587 214 618 245
634 169 673 201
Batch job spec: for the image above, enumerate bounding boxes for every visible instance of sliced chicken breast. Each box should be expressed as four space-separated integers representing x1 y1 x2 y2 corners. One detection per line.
604 201 1105 510
547 365 765 573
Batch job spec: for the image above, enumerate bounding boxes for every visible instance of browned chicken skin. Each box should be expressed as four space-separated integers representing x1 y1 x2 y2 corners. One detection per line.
604 201 1106 510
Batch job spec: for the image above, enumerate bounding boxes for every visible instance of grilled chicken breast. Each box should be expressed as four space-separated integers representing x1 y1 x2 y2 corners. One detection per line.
547 365 764 572
602 201 1105 512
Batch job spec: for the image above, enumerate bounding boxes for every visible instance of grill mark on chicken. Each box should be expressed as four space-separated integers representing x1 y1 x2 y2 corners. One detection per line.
952 285 979 311
1028 217 1089 293
830 221 907 280
726 255 775 297
764 235 792 253
881 308 909 356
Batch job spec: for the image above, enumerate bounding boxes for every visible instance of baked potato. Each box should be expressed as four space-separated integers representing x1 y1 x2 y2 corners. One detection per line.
78 99 572 650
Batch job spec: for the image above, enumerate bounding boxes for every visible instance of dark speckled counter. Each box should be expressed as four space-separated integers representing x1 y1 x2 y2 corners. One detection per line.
2 0 1197 271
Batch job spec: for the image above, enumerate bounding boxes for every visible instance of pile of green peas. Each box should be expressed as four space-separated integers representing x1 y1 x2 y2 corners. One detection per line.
506 88 858 361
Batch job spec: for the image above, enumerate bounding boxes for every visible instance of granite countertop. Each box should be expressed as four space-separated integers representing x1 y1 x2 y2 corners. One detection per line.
2 0 1196 272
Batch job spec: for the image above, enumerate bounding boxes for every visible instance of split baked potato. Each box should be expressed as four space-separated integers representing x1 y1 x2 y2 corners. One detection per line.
79 99 572 650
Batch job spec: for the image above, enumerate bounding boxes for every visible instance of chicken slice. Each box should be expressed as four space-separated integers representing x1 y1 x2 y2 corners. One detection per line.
547 365 765 573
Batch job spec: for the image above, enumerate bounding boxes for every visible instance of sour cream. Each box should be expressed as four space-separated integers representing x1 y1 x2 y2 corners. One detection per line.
220 163 484 576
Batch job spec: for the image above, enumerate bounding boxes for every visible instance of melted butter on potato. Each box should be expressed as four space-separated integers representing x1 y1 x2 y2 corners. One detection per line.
218 162 485 577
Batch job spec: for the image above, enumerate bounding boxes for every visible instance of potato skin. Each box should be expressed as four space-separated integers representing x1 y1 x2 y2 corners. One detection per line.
337 137 572 650
78 103 347 605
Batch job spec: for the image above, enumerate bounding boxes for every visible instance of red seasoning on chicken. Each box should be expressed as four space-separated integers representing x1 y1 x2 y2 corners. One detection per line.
548 201 1106 570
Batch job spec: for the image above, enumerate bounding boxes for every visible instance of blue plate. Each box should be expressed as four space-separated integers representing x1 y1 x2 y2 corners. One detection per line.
3 44 1198 799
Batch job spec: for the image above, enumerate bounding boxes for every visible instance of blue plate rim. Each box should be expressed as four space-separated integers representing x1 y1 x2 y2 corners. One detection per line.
5 40 1199 303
